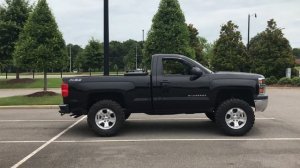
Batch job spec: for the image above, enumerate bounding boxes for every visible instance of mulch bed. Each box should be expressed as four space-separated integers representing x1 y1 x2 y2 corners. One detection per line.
6 78 35 84
26 91 59 97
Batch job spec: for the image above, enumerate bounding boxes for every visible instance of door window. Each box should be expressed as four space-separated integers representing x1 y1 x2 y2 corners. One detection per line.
162 58 192 76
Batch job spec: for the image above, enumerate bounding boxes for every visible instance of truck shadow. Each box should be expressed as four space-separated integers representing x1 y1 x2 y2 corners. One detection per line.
68 120 222 138
121 120 220 135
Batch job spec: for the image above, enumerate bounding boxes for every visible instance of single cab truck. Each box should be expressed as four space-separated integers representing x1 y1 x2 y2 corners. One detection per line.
60 54 268 136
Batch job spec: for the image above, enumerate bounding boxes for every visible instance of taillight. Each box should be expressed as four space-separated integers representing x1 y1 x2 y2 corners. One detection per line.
258 78 266 95
61 83 69 97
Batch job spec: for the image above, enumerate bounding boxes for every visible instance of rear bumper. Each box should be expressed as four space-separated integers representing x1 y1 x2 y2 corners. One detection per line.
254 95 268 112
59 104 70 114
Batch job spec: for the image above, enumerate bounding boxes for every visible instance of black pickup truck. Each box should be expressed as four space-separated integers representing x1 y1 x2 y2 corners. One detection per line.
60 54 268 136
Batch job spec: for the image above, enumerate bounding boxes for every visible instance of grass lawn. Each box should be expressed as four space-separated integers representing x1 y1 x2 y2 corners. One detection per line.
0 95 62 106
0 78 62 89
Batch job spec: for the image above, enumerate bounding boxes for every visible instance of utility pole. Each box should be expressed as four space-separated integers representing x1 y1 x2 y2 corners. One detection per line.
104 0 110 76
247 13 257 50
69 45 72 72
136 43 138 70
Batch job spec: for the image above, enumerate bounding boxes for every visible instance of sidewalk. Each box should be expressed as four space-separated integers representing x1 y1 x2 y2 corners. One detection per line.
0 88 60 98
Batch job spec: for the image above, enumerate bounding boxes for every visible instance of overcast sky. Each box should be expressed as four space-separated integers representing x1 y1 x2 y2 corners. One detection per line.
2 0 300 48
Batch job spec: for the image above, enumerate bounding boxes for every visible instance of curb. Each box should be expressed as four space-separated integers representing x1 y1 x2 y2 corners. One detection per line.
0 105 59 109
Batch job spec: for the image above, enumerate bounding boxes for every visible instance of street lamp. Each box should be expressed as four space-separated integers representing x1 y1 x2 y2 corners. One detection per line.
247 13 257 50
103 0 109 76
69 45 72 73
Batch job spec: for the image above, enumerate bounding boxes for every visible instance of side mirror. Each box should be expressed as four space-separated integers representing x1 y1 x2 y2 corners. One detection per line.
190 67 203 80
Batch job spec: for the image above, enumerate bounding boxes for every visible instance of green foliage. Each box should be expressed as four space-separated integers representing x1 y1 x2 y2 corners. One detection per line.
0 95 62 106
187 24 208 66
80 38 103 71
277 77 292 85
211 21 249 72
291 77 300 86
249 19 295 78
265 76 278 85
123 40 143 71
110 41 126 71
144 0 194 68
13 0 66 91
293 48 300 59
0 0 32 69
67 44 83 71
199 36 214 68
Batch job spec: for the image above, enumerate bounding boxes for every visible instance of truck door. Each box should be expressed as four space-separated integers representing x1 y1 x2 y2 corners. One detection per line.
153 57 210 113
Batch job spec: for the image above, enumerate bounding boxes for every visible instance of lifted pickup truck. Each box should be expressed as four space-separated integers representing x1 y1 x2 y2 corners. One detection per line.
60 54 268 136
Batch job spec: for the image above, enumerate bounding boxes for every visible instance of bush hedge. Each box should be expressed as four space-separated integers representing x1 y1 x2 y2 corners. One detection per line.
277 77 292 85
291 77 300 86
265 76 278 85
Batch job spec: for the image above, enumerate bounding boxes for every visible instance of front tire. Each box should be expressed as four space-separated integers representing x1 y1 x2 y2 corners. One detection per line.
88 100 125 137
215 99 255 136
205 112 216 122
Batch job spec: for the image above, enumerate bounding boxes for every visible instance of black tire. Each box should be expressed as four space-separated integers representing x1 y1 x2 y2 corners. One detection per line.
215 99 255 136
88 100 125 137
205 112 216 122
125 112 131 120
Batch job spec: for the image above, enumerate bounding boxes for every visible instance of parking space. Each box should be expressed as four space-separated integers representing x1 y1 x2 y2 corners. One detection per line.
0 88 300 168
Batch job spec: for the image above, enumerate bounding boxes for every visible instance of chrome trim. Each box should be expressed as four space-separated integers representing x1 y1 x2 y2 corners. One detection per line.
255 98 268 112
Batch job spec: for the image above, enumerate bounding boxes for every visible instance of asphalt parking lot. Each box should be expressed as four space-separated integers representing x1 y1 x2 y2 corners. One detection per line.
0 88 300 168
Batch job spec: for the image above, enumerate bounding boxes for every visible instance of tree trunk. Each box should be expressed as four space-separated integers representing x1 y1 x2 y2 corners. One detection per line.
61 70 63 79
16 68 20 80
6 70 8 79
33 70 35 79
43 69 48 92
89 69 92 76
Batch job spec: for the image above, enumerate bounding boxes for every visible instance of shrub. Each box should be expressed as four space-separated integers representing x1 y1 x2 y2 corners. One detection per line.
266 76 278 85
291 77 300 86
277 77 292 85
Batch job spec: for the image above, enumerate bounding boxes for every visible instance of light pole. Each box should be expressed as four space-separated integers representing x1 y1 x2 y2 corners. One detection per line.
103 0 109 76
247 13 257 50
69 45 72 73
135 43 138 70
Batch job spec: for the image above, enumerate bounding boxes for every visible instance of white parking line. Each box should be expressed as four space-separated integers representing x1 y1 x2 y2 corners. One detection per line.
0 141 46 144
128 117 276 121
55 138 300 143
11 116 86 168
1 137 300 144
0 117 275 123
0 120 77 122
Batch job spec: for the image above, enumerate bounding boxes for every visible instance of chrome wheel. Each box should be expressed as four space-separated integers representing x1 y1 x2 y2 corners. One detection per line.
95 108 116 130
225 108 247 130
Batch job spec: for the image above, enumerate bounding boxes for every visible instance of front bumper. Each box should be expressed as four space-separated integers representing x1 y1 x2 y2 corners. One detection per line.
254 95 268 112
59 104 70 114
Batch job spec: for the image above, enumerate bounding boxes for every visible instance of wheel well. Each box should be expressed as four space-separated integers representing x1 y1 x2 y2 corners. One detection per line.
215 89 255 109
88 92 126 111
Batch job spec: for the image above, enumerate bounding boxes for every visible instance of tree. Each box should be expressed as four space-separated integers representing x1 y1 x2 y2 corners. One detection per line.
187 24 208 66
123 40 142 71
81 38 103 72
249 19 295 78
110 41 126 71
143 0 194 68
293 48 300 59
0 0 32 78
211 21 249 72
199 37 214 68
13 0 66 92
66 44 83 71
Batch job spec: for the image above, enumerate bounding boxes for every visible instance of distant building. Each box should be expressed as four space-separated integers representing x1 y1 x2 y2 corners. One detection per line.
296 59 300 65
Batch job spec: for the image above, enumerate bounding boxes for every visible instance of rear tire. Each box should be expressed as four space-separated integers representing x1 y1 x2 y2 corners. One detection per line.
88 100 125 137
215 99 255 136
205 112 216 122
